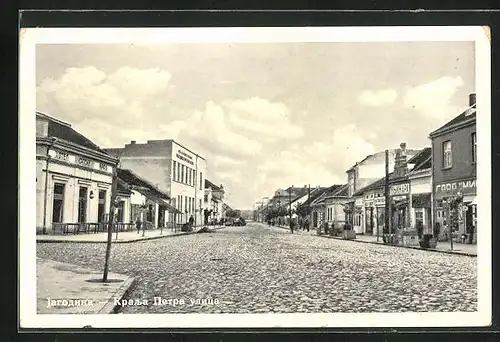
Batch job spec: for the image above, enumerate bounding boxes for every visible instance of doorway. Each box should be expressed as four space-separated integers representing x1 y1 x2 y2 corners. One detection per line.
78 186 88 223
52 183 65 223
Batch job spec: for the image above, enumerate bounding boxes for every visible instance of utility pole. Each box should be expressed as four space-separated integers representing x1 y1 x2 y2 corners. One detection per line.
384 149 390 242
103 158 119 282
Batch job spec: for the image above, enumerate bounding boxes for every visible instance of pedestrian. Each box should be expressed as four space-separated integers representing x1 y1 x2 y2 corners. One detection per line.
189 215 194 228
135 215 141 234
305 219 310 232
290 220 294 234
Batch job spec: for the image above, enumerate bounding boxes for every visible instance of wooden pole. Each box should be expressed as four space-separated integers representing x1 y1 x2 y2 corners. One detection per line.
103 160 119 282
384 150 390 240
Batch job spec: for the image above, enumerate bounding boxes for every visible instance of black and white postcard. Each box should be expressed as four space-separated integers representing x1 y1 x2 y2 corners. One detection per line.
19 26 492 328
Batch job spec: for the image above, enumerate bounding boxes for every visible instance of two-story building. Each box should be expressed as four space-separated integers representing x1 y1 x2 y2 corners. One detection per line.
430 93 477 244
345 147 419 234
36 112 118 234
105 140 207 227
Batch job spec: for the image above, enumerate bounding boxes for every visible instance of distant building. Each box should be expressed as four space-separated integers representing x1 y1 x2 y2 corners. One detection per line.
105 140 207 226
204 180 225 224
310 184 349 230
429 93 477 244
36 112 118 234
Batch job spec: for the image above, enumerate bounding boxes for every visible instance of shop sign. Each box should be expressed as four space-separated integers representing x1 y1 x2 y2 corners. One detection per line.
364 200 374 207
435 179 476 196
374 197 385 206
99 163 108 171
175 149 194 165
392 195 407 202
76 156 94 168
54 150 69 161
389 183 409 196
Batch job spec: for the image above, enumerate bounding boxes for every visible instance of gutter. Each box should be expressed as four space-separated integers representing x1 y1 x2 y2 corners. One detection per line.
42 137 58 234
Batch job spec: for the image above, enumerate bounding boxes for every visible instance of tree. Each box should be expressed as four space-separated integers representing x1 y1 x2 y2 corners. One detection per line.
226 209 241 218
295 202 312 218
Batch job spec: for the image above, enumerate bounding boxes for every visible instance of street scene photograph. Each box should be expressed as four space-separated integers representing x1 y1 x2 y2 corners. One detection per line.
19 26 491 328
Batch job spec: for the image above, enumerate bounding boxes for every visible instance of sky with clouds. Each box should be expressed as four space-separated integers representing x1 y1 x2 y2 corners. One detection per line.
36 42 475 209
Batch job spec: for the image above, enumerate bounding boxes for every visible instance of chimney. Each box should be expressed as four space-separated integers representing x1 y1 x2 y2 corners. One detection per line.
469 93 476 107
130 140 136 145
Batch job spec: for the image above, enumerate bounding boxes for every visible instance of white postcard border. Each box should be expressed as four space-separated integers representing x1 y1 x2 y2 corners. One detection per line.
19 25 491 329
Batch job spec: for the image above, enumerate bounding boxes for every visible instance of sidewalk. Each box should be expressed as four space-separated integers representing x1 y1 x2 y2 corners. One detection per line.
37 225 226 244
37 258 135 314
271 223 476 257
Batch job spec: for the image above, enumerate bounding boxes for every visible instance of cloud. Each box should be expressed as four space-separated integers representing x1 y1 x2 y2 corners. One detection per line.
358 89 398 107
37 66 174 134
403 76 465 122
159 101 263 158
223 97 304 140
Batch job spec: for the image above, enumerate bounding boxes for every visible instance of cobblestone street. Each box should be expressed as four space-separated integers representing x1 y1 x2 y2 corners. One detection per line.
36 222 477 314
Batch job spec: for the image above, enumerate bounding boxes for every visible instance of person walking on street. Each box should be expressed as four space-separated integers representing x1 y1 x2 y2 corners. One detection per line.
135 215 142 234
305 218 310 232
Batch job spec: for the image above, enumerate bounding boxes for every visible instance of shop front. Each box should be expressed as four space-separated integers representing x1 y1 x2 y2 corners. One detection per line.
353 197 364 234
389 181 411 232
433 178 477 244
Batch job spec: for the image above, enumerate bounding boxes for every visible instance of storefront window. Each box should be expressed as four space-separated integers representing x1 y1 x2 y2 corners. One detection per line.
472 132 477 163
173 161 177 181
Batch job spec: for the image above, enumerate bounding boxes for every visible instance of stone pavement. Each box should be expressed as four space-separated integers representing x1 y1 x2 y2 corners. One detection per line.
37 258 135 314
37 222 478 313
37 225 226 244
273 224 477 256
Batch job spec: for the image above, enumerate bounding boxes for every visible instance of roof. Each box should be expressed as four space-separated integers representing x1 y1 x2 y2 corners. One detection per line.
134 188 181 213
117 168 170 200
429 104 476 137
311 184 348 204
117 178 132 195
352 175 392 196
409 148 432 173
37 112 105 153
297 187 329 206
205 179 221 191
407 147 431 165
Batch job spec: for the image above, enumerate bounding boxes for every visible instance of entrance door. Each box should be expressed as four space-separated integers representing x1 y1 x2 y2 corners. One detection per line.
158 206 165 227
313 211 318 228
52 183 65 223
97 189 106 222
365 208 374 234
78 187 88 223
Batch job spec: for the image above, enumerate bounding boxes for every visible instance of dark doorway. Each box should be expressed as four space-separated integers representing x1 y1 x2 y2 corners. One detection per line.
78 187 88 223
52 183 65 223
98 189 106 222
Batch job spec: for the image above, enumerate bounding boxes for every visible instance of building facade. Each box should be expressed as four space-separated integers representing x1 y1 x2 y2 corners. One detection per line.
430 93 477 243
407 148 433 236
36 112 118 234
105 140 207 226
310 184 349 231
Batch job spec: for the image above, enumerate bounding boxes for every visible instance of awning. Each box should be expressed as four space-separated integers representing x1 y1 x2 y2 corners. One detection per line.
464 195 476 204
135 188 182 214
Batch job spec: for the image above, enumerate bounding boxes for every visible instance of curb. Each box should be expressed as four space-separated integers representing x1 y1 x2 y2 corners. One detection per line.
99 276 136 314
36 227 228 244
36 231 196 244
318 234 477 257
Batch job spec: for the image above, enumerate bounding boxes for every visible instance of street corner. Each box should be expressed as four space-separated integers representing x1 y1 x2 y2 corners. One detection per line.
36 258 136 314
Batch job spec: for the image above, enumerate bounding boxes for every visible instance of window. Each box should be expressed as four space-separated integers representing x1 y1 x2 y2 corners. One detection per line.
180 165 185 184
188 168 192 186
77 187 88 223
415 209 424 226
443 140 452 168
177 163 181 182
173 161 177 181
199 172 203 190
52 183 65 223
472 132 477 163
178 195 182 211
184 196 188 213
98 189 106 222
199 199 202 210
117 201 125 222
